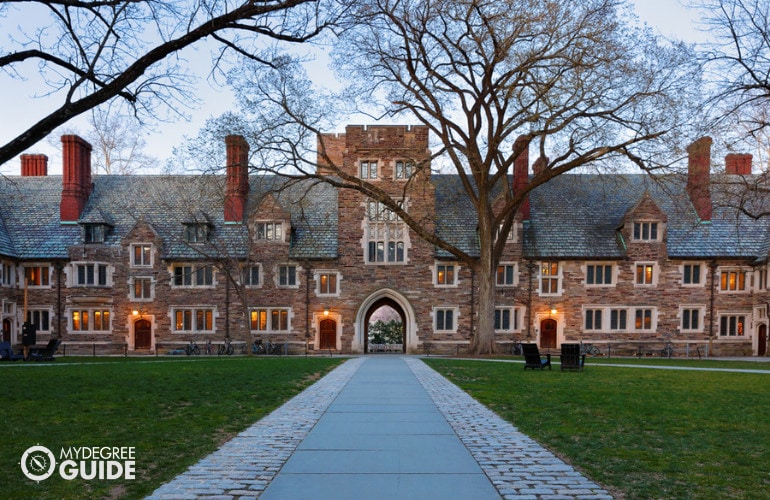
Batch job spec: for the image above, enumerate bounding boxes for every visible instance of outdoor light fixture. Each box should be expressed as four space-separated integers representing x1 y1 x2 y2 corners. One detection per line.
323 307 330 317
550 304 557 315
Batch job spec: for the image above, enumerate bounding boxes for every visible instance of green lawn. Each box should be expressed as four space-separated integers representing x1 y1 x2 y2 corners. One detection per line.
1 356 342 500
425 358 770 500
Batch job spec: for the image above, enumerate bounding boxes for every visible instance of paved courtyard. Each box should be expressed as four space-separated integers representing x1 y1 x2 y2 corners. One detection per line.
147 356 612 499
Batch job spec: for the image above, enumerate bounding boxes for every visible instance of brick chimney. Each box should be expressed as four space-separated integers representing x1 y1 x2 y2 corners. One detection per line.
20 154 48 176
512 135 530 220
725 153 752 175
317 132 346 176
687 136 713 222
224 135 250 223
60 135 93 222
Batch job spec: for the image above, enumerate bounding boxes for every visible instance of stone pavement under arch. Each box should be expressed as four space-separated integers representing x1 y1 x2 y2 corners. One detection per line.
147 356 612 499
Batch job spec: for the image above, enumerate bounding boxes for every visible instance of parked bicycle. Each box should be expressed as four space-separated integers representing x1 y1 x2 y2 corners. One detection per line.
185 340 200 356
252 339 266 355
218 336 234 356
511 341 523 356
661 341 674 358
580 342 601 356
204 339 213 355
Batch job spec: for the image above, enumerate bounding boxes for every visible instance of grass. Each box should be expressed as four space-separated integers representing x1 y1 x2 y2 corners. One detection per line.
424 357 770 499
1 356 343 500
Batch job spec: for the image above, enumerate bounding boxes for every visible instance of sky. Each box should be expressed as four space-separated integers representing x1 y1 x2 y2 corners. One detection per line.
0 1 708 175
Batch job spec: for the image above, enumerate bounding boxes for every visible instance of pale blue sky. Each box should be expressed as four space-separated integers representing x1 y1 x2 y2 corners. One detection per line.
0 1 706 174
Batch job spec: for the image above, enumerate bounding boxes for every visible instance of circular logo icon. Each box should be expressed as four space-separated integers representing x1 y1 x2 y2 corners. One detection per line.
20 445 56 482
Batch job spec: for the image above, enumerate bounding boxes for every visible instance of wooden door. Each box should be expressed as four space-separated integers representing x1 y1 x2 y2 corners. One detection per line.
540 318 557 349
2 318 10 343
134 319 151 349
759 324 767 357
320 319 336 350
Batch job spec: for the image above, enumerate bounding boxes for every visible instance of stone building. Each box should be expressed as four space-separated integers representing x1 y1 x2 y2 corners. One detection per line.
0 126 767 356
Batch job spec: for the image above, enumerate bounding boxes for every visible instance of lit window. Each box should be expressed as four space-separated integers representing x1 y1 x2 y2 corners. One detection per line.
540 261 559 295
634 309 653 330
132 245 152 267
173 308 214 332
24 266 50 287
635 264 655 285
250 308 290 332
720 270 746 291
71 309 111 332
436 264 456 286
317 272 338 295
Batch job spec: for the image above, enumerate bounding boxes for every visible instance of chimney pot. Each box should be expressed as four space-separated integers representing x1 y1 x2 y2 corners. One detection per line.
725 153 752 175
21 154 48 176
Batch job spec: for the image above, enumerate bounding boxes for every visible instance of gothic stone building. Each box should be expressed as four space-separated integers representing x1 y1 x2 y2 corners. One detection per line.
1 126 768 356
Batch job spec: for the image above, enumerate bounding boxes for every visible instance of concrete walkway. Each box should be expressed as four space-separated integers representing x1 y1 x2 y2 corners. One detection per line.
148 356 611 499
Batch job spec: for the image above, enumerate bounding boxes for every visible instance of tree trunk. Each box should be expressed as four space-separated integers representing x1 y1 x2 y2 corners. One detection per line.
469 215 498 355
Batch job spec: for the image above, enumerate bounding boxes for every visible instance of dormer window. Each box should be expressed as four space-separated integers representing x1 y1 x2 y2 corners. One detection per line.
83 224 108 243
184 224 209 243
256 222 284 242
633 221 659 241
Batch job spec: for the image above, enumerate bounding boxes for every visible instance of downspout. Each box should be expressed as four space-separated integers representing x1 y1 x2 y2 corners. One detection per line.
708 260 717 357
225 275 230 340
470 267 475 346
55 261 63 339
305 264 311 355
526 261 536 341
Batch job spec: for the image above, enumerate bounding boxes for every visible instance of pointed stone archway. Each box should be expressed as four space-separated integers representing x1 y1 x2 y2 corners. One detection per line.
354 289 417 354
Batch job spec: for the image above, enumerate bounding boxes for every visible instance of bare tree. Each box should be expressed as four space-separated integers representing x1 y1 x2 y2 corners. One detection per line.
697 0 770 141
200 0 701 354
86 108 157 175
0 0 344 165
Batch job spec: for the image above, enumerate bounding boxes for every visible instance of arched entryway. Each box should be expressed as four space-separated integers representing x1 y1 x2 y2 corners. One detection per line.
355 289 417 354
319 318 337 350
364 297 406 353
2 318 11 343
134 319 152 350
540 318 557 349
758 324 767 357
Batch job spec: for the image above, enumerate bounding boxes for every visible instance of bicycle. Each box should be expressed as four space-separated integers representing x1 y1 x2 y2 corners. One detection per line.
185 340 200 356
252 339 267 355
661 341 674 358
217 336 234 356
204 339 213 355
580 342 601 356
511 341 523 356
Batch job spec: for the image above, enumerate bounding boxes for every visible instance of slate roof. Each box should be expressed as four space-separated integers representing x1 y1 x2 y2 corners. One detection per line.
434 173 770 260
0 175 338 261
0 172 767 262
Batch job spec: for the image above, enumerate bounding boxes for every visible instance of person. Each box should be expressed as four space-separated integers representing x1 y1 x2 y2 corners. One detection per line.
21 322 36 360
